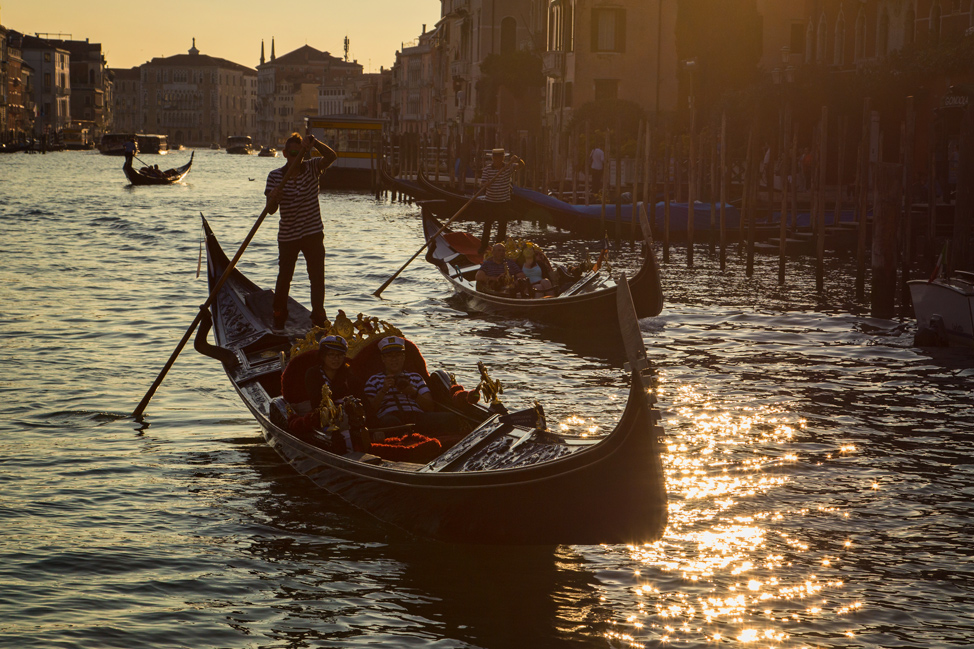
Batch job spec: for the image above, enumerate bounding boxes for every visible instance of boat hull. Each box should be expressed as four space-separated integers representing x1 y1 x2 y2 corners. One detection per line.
201 216 667 545
248 379 664 545
909 278 974 348
422 206 663 327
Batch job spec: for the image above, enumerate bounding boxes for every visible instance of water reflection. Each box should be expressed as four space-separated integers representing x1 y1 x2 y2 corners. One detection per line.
230 441 609 647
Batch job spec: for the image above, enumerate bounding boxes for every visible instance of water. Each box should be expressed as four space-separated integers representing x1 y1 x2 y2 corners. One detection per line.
1 150 972 648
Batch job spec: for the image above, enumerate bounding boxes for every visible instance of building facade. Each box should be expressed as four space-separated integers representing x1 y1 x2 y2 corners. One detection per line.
56 38 112 137
140 40 256 147
256 41 363 147
110 66 141 133
21 34 71 138
4 31 34 143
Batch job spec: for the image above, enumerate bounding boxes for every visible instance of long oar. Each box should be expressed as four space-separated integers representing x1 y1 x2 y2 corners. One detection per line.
373 157 520 297
132 149 309 420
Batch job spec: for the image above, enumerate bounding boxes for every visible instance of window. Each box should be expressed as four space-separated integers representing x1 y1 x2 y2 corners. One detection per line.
834 15 845 65
790 23 806 57
877 10 889 56
500 16 517 53
904 9 915 46
855 10 866 60
805 21 815 62
44 73 52 88
594 78 618 99
816 14 828 63
44 52 51 62
930 2 942 41
591 8 626 53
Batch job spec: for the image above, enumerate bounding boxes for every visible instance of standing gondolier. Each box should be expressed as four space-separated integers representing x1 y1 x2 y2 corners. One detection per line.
477 148 520 254
265 132 338 331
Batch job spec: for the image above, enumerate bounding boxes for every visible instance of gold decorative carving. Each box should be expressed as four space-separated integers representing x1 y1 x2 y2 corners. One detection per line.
285 309 403 366
317 384 342 431
477 361 503 406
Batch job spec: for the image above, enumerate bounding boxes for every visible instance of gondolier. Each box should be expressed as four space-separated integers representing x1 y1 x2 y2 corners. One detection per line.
265 132 338 330
477 148 520 254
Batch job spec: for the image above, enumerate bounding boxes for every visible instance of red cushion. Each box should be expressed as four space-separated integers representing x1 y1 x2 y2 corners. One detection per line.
281 349 319 403
369 433 442 463
347 337 429 386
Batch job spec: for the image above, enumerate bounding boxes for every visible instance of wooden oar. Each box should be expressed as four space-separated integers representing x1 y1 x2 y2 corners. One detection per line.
132 147 310 420
373 156 521 298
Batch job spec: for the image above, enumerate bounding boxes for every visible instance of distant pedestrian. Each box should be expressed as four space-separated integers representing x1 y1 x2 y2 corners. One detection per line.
589 140 605 194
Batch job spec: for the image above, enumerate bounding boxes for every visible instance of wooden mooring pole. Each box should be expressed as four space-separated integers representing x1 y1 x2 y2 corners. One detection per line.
901 97 916 308
631 119 644 242
855 98 872 299
816 106 829 293
663 135 671 263
584 122 591 205
687 108 696 267
719 112 727 271
872 163 902 318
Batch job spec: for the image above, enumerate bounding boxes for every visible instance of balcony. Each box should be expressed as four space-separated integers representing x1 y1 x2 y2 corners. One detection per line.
450 60 469 78
542 50 566 78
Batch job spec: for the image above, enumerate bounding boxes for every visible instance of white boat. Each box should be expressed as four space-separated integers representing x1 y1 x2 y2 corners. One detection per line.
908 271 974 348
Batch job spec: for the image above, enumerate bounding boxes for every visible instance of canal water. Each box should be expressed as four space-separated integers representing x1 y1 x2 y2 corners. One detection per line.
1 150 971 648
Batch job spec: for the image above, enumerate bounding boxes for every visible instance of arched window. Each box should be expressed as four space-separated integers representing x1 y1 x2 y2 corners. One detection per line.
816 14 828 63
930 2 942 42
548 1 560 51
500 16 517 54
806 20 815 62
564 0 574 52
877 10 889 56
855 10 866 61
834 14 846 65
904 8 916 46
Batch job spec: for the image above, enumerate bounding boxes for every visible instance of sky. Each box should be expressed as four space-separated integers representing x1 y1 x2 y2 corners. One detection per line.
2 0 441 72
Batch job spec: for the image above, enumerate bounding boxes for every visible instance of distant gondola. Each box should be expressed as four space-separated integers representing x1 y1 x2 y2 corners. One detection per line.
123 152 193 186
196 216 667 545
422 204 664 327
379 164 435 202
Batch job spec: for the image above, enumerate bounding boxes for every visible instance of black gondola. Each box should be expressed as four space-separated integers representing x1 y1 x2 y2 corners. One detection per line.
198 216 666 545
123 152 193 186
379 164 435 202
421 204 663 327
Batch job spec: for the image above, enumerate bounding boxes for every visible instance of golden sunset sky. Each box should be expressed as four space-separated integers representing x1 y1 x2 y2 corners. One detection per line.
2 0 440 71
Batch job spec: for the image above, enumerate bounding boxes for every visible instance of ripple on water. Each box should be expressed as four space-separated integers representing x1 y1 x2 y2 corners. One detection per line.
1 151 972 648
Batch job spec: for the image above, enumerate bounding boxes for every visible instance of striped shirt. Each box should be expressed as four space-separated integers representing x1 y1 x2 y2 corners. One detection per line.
480 164 513 203
265 157 328 242
480 257 521 278
364 372 430 419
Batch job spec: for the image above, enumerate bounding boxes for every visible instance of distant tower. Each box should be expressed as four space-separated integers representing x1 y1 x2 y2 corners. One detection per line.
189 37 199 55
271 37 276 61
260 40 265 65
344 36 349 62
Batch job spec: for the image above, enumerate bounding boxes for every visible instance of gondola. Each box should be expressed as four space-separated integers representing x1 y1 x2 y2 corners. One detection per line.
421 204 664 326
197 216 666 545
418 170 747 238
379 164 434 202
123 152 193 186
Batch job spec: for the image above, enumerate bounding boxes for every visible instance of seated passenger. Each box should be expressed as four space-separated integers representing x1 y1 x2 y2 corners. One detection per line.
475 243 525 293
520 245 555 297
364 336 456 437
304 335 356 409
